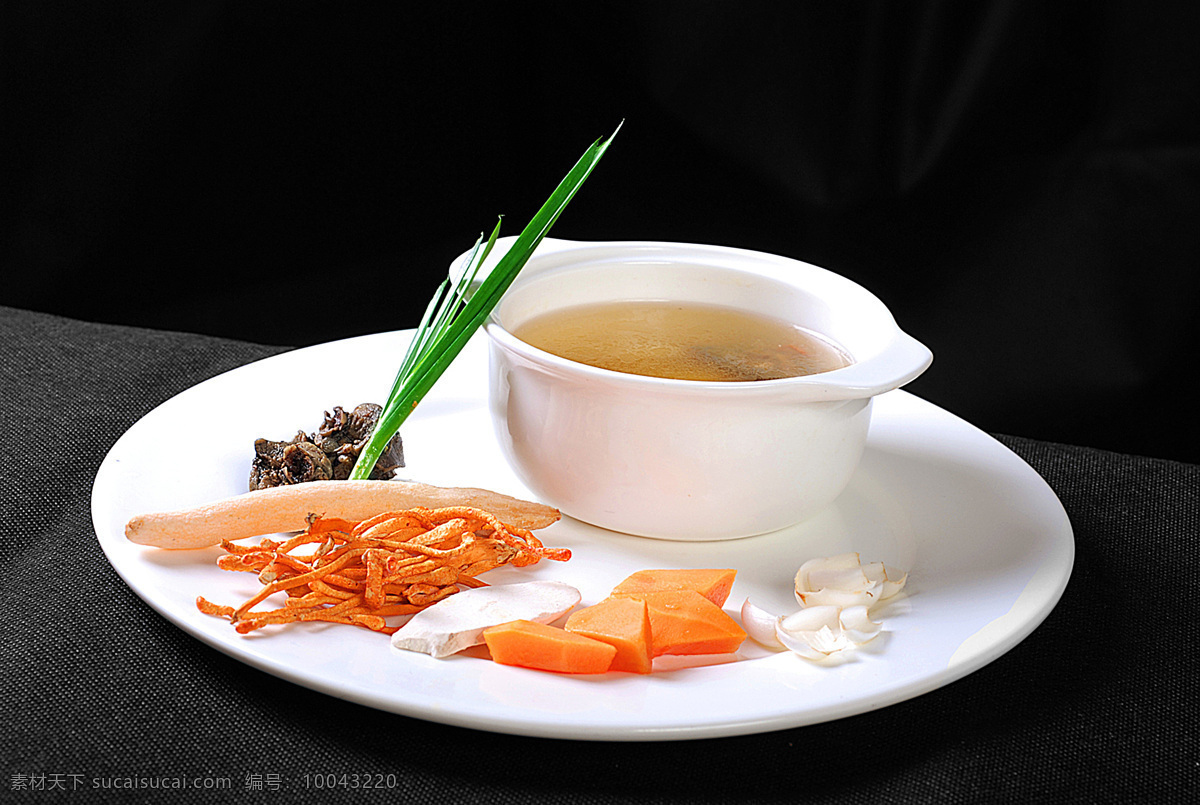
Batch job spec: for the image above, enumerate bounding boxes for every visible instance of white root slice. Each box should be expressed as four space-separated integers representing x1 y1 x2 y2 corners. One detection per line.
125 480 561 550
391 581 581 659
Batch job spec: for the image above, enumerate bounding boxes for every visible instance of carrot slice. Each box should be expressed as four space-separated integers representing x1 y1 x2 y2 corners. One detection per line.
616 589 746 656
564 597 653 674
483 620 616 674
610 568 737 607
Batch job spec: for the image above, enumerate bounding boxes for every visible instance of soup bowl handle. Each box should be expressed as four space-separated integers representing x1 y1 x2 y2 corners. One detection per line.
785 331 933 402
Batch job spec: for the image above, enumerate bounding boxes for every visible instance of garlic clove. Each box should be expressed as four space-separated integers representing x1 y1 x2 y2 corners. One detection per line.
795 586 879 609
740 598 785 649
774 623 832 659
838 604 882 644
772 603 884 659
807 624 852 654
779 605 843 632
795 552 861 591
775 607 851 657
862 561 908 602
796 553 908 610
777 606 851 655
764 554 908 662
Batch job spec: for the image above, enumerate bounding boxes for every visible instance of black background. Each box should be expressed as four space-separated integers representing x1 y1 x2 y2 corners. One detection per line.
5 2 1198 463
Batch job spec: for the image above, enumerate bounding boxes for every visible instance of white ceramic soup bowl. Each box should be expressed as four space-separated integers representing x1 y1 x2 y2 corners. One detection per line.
464 237 932 541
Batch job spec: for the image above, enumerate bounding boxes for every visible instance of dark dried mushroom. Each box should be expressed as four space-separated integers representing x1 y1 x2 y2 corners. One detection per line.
249 403 405 491
316 403 405 480
249 432 325 490
281 441 333 484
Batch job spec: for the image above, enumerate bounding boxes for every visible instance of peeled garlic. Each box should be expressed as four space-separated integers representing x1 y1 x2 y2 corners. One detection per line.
740 598 784 649
863 561 908 601
795 552 906 609
777 606 849 657
838 604 883 644
742 554 904 661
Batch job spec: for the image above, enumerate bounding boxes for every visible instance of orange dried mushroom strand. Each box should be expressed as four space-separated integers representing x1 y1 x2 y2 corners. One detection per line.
196 506 571 636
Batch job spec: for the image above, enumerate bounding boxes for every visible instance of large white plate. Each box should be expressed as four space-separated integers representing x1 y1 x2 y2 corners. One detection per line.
92 331 1074 741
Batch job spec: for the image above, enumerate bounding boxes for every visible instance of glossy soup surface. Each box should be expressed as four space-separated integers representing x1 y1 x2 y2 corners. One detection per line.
512 300 852 381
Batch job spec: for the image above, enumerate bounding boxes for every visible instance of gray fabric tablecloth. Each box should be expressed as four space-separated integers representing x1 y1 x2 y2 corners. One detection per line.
3 306 1195 803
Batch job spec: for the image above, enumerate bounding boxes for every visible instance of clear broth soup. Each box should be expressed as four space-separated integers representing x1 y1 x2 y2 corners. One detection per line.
512 300 852 381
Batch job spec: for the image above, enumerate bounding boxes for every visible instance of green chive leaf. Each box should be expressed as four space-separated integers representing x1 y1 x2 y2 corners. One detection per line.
349 124 620 479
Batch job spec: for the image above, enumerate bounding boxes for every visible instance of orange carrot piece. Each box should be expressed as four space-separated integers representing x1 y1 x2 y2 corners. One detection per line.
616 589 746 657
610 568 737 607
564 597 653 674
483 620 617 674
